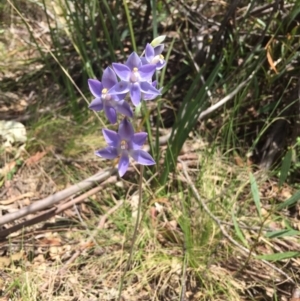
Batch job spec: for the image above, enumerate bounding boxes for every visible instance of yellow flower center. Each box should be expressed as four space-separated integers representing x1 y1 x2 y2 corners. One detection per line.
130 67 139 82
152 54 164 64
101 88 112 101
120 140 128 150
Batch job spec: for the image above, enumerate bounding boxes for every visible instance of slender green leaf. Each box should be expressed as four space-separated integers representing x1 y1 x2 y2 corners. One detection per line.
276 190 300 210
287 3 300 28
151 0 158 38
250 173 261 220
123 0 136 51
232 211 249 247
279 149 292 187
102 0 125 57
265 229 300 239
256 251 300 261
98 2 116 62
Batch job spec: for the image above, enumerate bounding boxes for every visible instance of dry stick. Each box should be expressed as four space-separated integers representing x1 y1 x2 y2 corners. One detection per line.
0 208 56 240
0 182 113 239
198 72 255 121
178 158 294 284
0 168 116 227
55 176 117 215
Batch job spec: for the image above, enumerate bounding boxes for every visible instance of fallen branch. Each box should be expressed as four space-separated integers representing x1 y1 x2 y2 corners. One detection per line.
0 168 117 227
0 184 107 239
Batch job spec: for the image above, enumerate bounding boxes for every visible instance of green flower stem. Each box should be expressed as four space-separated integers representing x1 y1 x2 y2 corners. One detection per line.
118 164 144 301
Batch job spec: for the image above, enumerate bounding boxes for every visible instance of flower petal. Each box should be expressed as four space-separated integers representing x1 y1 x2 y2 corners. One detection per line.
154 44 164 55
151 80 157 88
88 79 103 97
130 83 141 106
108 81 130 95
131 150 155 165
116 100 133 118
95 147 118 159
111 92 127 101
112 63 131 81
138 64 156 81
140 81 161 97
142 93 156 101
145 43 154 62
102 67 118 89
104 105 117 124
156 60 166 70
89 98 103 111
102 129 120 147
126 52 142 70
142 80 162 100
118 153 129 177
118 118 134 140
140 57 148 65
132 132 147 149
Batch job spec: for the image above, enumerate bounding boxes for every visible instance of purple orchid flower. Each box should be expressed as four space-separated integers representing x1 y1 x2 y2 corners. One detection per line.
88 67 133 124
142 43 166 70
95 118 155 177
109 52 161 106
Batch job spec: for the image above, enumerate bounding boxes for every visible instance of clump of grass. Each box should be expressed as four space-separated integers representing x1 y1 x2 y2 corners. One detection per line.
29 117 102 156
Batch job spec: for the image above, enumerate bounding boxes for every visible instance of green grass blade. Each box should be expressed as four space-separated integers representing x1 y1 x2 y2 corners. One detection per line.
232 211 249 247
265 229 300 239
97 3 116 62
250 173 261 220
123 0 136 51
154 37 176 163
160 61 222 184
276 190 300 210
151 0 157 38
256 251 300 261
279 148 292 187
102 0 126 56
